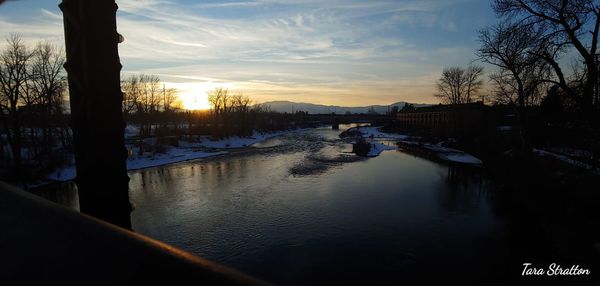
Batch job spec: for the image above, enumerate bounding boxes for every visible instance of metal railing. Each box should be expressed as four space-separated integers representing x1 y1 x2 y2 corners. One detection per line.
0 181 269 285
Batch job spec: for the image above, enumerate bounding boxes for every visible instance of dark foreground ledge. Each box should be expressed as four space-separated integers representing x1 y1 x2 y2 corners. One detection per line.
0 181 268 285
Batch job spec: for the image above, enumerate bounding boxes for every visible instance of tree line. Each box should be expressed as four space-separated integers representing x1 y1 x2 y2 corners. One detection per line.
0 34 69 181
121 73 181 137
207 87 254 138
434 0 600 158
0 34 311 182
175 88 306 141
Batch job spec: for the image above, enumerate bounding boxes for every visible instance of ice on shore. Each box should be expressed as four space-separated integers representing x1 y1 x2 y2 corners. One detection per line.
367 142 397 157
194 129 305 149
345 126 409 140
46 129 304 182
46 148 226 182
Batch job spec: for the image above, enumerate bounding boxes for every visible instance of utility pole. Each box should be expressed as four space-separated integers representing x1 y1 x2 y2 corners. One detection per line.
60 0 132 229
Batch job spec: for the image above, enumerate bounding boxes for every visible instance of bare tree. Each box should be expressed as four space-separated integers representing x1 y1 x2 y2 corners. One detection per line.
31 42 66 113
208 87 228 117
464 65 485 103
0 34 33 178
162 87 181 112
122 74 141 116
231 94 251 113
222 88 231 114
30 42 67 157
493 0 600 114
135 74 161 136
435 65 484 104
477 23 550 110
478 22 552 155
137 74 161 114
207 89 255 137
489 66 551 107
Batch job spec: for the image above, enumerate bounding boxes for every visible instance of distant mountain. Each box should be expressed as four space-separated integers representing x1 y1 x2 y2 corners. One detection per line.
258 100 430 114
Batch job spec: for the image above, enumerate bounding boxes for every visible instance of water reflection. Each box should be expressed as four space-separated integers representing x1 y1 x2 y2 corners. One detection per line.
30 181 80 211
127 127 510 285
437 166 490 214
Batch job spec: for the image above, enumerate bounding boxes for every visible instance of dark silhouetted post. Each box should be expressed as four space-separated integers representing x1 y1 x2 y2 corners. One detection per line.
60 0 132 229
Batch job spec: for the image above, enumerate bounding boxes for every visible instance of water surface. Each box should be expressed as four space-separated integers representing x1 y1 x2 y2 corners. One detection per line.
128 125 510 284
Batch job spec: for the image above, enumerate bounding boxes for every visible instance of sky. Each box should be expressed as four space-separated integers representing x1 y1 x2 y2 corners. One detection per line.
0 0 497 108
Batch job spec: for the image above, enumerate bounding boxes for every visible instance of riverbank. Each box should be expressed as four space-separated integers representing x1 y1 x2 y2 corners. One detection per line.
397 141 483 166
123 126 515 285
44 128 311 183
342 126 483 166
44 124 487 184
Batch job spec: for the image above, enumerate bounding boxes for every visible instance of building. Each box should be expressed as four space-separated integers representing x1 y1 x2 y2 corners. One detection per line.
395 102 495 137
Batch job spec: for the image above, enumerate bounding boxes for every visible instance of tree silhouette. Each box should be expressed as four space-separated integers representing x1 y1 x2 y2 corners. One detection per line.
30 42 67 160
0 34 32 181
435 65 484 104
478 22 553 155
493 0 600 115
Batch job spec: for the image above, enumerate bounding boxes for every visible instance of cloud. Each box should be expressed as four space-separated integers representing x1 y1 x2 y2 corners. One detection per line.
195 1 265 9
0 0 487 105
0 9 64 49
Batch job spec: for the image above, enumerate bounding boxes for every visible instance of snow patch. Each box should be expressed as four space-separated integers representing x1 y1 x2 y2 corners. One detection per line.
46 165 77 182
196 129 308 149
46 128 308 182
367 142 396 157
46 149 226 182
398 140 483 166
348 126 409 140
126 149 226 170
437 152 483 165
533 148 598 174
124 125 140 138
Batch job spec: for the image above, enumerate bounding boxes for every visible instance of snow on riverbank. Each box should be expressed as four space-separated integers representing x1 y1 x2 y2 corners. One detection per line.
533 149 599 175
191 129 307 149
343 125 482 165
346 126 409 140
46 148 226 182
368 141 397 157
399 141 483 166
343 126 408 157
127 149 226 170
46 128 305 182
436 151 483 166
46 165 76 182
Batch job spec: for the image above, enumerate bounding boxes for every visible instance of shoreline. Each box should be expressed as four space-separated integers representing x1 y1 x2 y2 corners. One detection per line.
41 128 313 185
344 126 483 166
34 125 485 188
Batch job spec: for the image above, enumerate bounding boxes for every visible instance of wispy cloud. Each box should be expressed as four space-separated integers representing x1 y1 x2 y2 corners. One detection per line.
0 0 494 105
196 2 265 9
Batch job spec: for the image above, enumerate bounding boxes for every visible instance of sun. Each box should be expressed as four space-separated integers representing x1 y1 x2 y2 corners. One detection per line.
179 90 210 110
163 82 219 110
163 81 236 110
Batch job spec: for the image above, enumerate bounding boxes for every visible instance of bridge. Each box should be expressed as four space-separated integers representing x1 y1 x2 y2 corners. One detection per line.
304 114 393 129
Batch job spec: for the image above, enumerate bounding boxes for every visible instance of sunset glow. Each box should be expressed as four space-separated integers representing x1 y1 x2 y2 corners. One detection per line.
0 0 498 106
1 0 598 284
165 81 235 110
179 91 210 110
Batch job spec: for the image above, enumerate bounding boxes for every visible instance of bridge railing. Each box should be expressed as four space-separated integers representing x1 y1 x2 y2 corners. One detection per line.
0 181 269 285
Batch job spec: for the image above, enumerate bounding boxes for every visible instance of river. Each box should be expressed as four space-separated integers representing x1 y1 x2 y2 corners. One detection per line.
124 124 515 284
